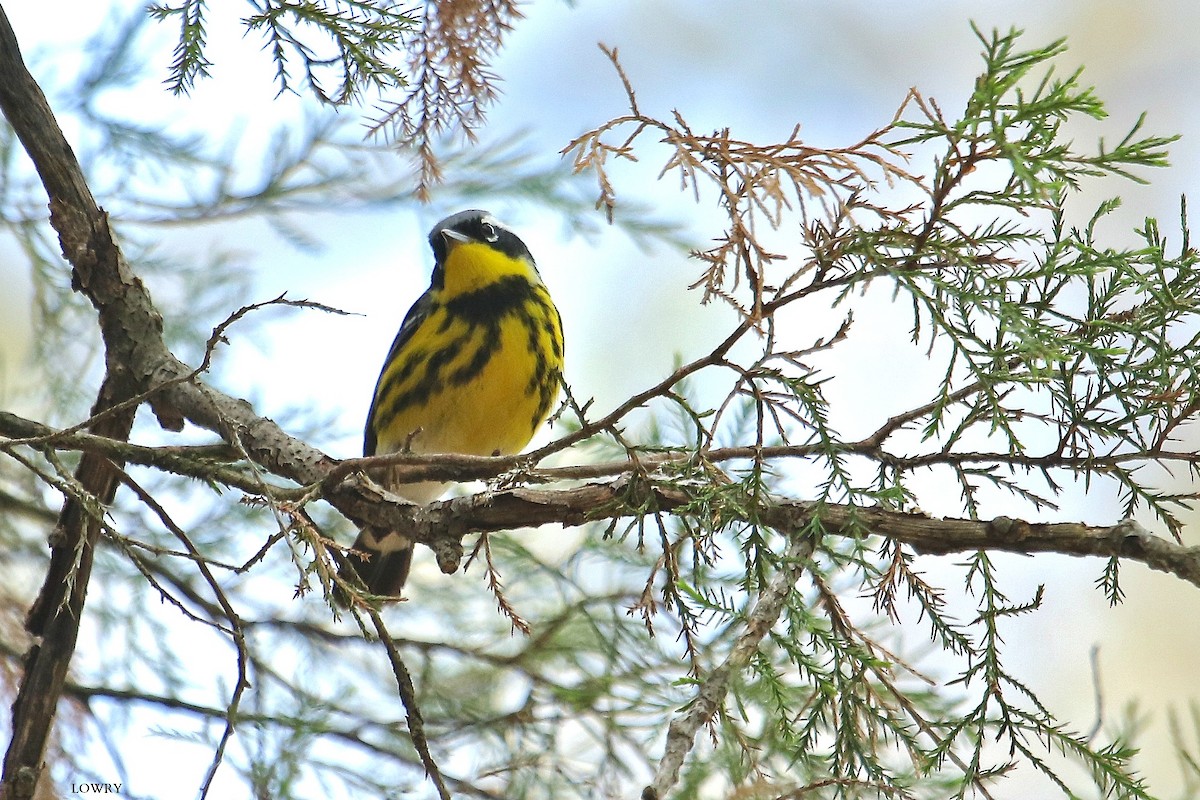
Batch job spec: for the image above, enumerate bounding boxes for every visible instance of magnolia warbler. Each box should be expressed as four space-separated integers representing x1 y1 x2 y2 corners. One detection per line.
340 210 564 600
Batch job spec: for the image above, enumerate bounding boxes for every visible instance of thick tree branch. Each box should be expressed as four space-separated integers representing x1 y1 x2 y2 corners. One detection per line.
367 479 1200 589
6 409 1195 592
0 8 147 796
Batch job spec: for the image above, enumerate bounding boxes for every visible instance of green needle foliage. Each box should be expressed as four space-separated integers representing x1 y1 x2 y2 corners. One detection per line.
563 24 1196 799
149 0 413 102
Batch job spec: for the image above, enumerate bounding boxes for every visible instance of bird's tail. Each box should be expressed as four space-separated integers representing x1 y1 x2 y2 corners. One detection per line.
335 527 413 605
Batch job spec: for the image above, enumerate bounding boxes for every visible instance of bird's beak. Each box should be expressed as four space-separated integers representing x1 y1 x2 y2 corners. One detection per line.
440 229 471 249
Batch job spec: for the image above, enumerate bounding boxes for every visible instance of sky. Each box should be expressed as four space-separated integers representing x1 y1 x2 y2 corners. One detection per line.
3 1 1200 797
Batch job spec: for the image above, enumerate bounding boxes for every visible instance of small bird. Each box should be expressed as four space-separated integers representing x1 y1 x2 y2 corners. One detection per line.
339 210 564 601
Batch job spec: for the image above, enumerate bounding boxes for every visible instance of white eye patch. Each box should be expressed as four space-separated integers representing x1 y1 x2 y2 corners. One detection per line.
479 213 506 242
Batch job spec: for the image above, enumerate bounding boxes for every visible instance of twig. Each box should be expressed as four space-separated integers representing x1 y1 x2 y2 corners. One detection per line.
1085 645 1105 743
321 543 451 800
363 607 452 800
643 531 815 799
116 472 251 800
464 533 531 635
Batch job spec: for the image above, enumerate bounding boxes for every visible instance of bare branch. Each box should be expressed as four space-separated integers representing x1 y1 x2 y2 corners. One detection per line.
351 479 1200 590
644 531 816 799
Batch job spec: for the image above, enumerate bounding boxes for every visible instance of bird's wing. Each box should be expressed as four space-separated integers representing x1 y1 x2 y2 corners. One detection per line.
363 288 436 457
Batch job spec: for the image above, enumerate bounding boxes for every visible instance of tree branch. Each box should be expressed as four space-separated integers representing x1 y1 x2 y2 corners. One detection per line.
643 531 816 800
363 479 1200 590
0 7 146 795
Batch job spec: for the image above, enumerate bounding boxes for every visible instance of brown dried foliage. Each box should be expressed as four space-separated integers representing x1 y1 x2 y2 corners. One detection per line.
565 45 922 322
371 0 523 198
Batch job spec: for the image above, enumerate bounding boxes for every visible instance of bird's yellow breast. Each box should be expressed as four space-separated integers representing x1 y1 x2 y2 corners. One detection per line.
375 306 556 457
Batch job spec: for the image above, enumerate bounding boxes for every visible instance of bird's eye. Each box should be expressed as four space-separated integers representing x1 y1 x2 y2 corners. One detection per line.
480 222 499 242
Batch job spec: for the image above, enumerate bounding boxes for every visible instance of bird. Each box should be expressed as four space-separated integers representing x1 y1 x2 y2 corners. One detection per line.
338 209 564 602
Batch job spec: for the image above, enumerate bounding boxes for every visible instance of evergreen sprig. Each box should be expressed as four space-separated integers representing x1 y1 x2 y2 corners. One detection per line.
149 0 413 104
565 24 1194 798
